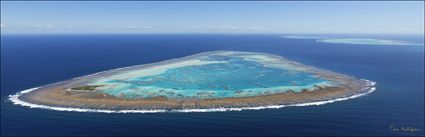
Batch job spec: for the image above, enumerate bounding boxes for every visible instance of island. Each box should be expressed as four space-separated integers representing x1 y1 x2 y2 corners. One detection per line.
10 51 376 113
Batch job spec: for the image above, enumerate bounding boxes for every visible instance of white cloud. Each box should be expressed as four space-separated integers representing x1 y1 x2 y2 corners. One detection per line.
180 25 261 31
180 26 202 29
118 25 153 30
247 26 259 31
35 24 56 29
207 25 242 30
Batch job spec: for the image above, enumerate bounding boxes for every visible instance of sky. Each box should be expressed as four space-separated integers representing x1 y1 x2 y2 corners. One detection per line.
1 1 424 34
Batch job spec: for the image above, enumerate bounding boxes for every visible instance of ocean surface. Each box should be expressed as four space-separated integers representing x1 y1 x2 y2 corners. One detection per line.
1 34 424 136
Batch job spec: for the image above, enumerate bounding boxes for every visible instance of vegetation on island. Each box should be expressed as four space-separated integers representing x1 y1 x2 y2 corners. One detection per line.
71 85 103 91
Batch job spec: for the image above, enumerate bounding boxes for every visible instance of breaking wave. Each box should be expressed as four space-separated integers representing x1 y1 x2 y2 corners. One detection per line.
8 80 376 113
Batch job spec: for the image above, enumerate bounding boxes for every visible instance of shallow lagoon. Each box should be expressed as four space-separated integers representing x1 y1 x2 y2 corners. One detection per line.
318 38 424 46
281 35 424 46
91 52 331 99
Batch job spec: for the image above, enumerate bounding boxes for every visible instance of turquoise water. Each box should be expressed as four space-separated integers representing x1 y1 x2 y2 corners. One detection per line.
318 38 424 46
95 53 330 99
281 35 424 46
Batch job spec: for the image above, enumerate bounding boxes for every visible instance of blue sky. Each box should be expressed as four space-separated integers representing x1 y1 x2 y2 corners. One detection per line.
1 1 424 34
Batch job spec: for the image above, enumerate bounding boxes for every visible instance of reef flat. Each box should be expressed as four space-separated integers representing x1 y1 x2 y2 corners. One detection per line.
318 38 424 46
12 51 375 111
281 35 424 46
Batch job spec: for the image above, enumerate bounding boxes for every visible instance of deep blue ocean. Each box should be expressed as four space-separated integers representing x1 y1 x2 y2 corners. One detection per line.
1 34 424 136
